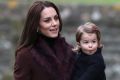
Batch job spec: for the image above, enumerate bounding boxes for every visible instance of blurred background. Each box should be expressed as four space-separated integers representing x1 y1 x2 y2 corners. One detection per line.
0 0 120 80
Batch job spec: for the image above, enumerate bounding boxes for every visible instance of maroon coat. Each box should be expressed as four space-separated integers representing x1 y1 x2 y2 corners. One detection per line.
14 36 75 80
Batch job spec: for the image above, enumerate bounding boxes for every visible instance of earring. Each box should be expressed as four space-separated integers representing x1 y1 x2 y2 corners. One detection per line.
37 27 39 32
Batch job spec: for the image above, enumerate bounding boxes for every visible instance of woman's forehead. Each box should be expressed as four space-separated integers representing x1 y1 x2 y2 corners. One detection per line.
41 7 57 18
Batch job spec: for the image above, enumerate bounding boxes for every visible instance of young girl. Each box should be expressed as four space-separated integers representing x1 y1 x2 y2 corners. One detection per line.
72 22 106 80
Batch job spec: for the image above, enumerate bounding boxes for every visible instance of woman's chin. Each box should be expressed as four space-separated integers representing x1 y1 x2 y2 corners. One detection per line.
48 34 58 38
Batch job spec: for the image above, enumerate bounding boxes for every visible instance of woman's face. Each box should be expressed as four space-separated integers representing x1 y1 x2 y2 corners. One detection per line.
39 7 60 38
79 32 98 55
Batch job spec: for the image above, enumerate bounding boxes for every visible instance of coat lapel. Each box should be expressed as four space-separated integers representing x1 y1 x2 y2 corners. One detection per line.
30 36 74 80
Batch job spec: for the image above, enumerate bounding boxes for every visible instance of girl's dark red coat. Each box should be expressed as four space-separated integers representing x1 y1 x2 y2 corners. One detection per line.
14 36 75 80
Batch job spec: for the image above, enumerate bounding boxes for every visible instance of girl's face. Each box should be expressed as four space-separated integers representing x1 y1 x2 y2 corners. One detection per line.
39 7 60 38
79 32 98 55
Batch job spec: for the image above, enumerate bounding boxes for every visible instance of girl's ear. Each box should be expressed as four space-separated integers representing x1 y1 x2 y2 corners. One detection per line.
76 42 81 49
99 44 104 48
98 42 104 48
72 42 81 52
77 42 80 47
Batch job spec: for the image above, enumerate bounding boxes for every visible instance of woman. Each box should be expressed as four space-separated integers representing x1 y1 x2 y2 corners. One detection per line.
14 1 75 80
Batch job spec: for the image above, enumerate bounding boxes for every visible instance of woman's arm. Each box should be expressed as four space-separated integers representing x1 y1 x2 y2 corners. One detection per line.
14 50 32 80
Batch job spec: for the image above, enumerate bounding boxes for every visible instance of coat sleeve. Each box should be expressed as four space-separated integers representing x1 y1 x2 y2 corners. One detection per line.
14 50 32 80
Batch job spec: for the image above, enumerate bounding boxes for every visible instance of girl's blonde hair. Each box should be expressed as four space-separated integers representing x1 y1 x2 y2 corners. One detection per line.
73 22 103 52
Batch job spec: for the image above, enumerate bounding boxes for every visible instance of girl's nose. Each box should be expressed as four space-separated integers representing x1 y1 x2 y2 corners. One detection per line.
88 43 92 48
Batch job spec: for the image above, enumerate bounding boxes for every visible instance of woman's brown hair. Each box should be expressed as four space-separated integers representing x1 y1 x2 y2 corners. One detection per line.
15 1 62 56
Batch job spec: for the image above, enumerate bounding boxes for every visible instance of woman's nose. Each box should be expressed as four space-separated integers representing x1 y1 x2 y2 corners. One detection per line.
51 19 57 26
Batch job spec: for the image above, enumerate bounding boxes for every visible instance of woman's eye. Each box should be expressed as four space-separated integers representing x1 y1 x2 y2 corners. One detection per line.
54 15 59 20
44 19 50 22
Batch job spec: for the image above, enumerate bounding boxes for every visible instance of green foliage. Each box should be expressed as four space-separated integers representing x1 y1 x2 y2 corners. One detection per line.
49 0 120 5
2 74 13 80
0 0 120 4
0 0 6 2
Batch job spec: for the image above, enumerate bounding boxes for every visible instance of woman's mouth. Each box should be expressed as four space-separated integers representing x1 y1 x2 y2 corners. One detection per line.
50 28 58 33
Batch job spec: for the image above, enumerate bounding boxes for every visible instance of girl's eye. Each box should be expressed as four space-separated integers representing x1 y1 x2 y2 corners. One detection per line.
92 40 97 43
83 41 88 44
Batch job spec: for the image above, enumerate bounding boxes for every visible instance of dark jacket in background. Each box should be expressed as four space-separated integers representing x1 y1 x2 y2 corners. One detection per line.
14 36 75 80
71 48 106 80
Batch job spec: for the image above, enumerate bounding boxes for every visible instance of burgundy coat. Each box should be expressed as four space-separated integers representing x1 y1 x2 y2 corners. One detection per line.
14 37 75 80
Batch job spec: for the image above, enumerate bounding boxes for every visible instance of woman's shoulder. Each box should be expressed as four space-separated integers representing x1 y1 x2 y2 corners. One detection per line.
15 46 33 68
16 46 32 59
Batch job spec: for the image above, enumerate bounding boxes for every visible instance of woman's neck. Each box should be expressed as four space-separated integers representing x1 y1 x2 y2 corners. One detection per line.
38 32 58 47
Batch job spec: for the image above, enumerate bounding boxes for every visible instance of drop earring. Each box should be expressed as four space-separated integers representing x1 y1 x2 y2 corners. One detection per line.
37 27 39 32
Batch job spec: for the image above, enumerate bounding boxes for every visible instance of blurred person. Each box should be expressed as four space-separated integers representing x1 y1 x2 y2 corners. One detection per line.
71 22 106 80
14 1 75 80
